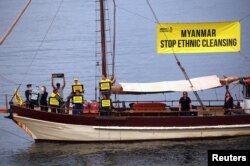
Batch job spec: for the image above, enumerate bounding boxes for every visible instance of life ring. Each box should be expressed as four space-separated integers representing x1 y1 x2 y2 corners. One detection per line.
83 100 90 113
0 108 6 113
244 79 250 84
90 101 99 113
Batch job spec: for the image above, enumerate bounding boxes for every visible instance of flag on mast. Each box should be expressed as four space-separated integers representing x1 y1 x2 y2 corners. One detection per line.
14 89 23 105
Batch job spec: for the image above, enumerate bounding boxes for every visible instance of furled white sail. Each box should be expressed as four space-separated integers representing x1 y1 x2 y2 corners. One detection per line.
119 75 222 93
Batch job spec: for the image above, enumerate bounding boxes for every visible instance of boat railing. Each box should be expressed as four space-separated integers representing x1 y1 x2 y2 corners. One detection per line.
112 99 234 108
3 93 247 116
111 99 246 116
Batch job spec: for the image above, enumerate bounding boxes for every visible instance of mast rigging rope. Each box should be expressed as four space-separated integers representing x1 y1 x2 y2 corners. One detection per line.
146 0 206 110
20 0 64 85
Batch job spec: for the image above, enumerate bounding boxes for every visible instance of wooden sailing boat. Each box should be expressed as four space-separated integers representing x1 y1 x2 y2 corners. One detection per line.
7 0 250 142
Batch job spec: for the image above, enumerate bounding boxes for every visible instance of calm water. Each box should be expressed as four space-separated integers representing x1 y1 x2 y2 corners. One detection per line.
0 0 250 165
1 114 250 166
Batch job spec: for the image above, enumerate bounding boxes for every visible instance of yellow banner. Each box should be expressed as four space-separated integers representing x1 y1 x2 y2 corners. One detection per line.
14 89 23 106
157 21 240 54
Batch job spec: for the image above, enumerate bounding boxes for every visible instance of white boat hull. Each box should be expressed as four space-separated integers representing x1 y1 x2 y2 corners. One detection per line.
13 114 250 142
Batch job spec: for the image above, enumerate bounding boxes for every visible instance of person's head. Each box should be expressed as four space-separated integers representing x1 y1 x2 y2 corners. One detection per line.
42 86 47 92
40 86 46 94
74 77 79 85
102 75 106 80
183 91 188 97
56 83 60 88
27 84 32 90
102 95 107 99
225 91 231 97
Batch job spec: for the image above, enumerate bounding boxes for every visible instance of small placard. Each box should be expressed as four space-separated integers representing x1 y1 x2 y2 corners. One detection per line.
72 95 83 104
52 73 64 78
99 81 111 91
72 84 84 93
49 97 60 106
30 92 39 101
101 99 112 108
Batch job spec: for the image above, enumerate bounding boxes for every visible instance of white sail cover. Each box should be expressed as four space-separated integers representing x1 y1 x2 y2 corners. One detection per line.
120 75 222 93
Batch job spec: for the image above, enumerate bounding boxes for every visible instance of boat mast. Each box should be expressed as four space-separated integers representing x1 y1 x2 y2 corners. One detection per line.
99 0 107 77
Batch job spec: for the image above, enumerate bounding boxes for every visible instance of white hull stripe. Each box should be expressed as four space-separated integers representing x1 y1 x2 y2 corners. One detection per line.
93 125 250 130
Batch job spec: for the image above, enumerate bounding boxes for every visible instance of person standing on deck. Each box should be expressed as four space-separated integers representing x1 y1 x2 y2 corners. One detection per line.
40 86 48 111
179 91 192 116
66 77 82 114
72 90 84 115
25 84 32 108
224 91 234 115
29 86 40 109
49 89 62 113
52 76 66 100
100 75 115 98
99 75 115 116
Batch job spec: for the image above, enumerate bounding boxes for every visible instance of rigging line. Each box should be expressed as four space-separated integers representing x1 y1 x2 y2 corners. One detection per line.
239 52 250 63
146 0 206 110
115 5 156 23
0 0 32 85
105 0 112 78
112 0 116 79
20 0 64 85
0 0 32 45
229 83 238 91
240 13 250 22
0 73 18 85
0 128 33 142
95 0 101 100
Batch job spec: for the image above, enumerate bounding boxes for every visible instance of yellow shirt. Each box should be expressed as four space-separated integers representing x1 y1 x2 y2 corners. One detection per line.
101 78 111 83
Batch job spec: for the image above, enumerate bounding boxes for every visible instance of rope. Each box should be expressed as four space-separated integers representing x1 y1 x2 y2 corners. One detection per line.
0 0 32 86
0 128 33 142
239 52 250 63
0 74 19 85
1 0 64 102
20 0 64 85
0 0 32 45
240 13 250 22
115 4 155 23
112 0 116 79
239 13 250 63
146 0 206 110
